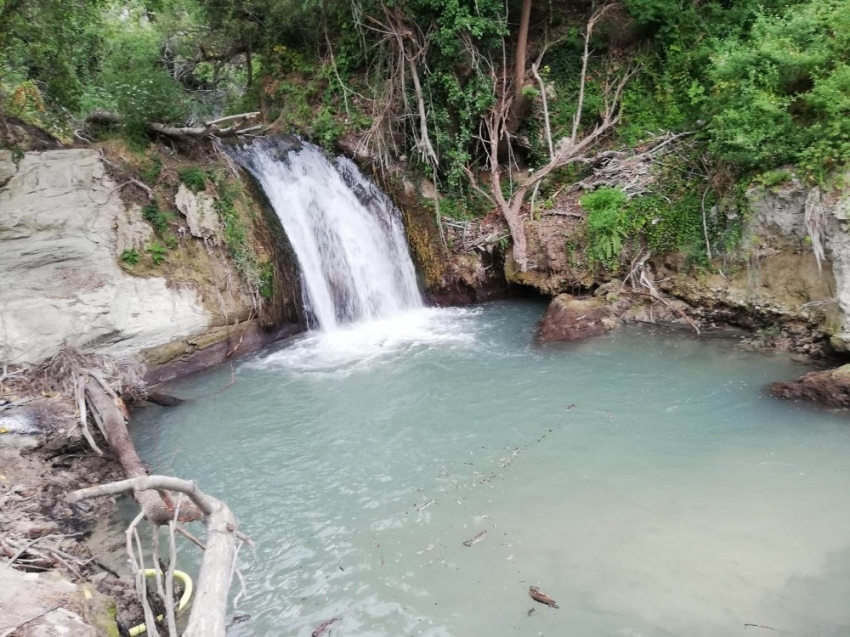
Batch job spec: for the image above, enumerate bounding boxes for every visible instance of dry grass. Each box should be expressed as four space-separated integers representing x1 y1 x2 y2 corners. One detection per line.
2 345 146 401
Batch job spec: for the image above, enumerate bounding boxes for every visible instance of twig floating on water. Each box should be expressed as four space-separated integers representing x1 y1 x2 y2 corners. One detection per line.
529 586 559 608
463 530 487 547
418 499 436 512
312 617 341 637
743 624 796 635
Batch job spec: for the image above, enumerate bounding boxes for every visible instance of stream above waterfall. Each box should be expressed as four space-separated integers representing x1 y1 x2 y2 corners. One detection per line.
131 301 850 637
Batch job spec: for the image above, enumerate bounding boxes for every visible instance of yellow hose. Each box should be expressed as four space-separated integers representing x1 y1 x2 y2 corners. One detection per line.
128 569 194 636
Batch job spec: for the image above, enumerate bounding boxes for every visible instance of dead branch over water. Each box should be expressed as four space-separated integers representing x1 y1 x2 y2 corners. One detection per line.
71 476 242 637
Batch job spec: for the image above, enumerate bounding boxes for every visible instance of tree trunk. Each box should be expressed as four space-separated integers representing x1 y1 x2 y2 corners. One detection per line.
506 0 534 134
84 379 201 525
515 0 532 100
245 39 253 88
504 190 529 270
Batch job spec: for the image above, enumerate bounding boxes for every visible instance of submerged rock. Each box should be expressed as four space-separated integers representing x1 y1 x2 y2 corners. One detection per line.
538 294 619 343
771 364 850 408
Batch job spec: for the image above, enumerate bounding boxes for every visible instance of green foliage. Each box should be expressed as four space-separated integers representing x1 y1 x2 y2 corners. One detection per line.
579 147 729 272
704 0 850 176
140 155 163 184
437 192 491 221
178 167 207 192
755 169 793 188
147 241 168 265
212 173 265 296
1 0 106 113
581 188 629 267
83 12 188 143
120 248 140 265
142 203 170 235
259 261 274 300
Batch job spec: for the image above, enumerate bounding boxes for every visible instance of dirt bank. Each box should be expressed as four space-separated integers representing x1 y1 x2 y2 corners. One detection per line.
0 397 136 635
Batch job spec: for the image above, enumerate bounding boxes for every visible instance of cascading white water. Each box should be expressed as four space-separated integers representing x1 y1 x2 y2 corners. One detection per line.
233 139 422 329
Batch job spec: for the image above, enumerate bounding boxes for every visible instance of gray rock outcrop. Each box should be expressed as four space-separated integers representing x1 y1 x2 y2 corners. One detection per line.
0 149 210 364
175 183 222 241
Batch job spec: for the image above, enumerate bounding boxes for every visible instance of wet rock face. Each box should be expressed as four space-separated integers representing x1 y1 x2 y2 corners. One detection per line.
537 294 620 343
0 149 210 364
771 364 850 408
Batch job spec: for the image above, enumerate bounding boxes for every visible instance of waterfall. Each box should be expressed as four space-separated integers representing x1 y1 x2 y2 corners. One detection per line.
231 139 422 330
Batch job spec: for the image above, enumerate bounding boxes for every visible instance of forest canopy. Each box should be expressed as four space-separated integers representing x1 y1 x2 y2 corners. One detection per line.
1 0 848 184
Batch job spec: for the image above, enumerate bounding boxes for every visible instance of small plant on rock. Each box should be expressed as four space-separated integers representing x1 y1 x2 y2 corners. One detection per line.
120 248 140 265
142 203 169 235
147 241 168 265
178 167 207 192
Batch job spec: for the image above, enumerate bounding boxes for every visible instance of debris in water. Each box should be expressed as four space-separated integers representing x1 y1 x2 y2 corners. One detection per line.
418 498 436 512
463 530 487 547
312 617 341 637
529 586 559 608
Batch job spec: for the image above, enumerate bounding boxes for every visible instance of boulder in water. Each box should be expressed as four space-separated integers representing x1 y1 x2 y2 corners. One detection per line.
771 364 850 408
538 294 619 344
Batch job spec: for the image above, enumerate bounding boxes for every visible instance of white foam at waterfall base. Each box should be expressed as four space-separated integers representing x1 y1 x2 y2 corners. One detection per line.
234 139 422 329
254 306 479 374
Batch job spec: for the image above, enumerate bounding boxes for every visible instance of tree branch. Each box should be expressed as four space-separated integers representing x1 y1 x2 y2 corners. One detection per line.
69 475 242 637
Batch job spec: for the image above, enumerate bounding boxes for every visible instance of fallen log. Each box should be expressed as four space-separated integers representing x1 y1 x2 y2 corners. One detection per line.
84 378 202 525
85 111 261 141
69 475 239 637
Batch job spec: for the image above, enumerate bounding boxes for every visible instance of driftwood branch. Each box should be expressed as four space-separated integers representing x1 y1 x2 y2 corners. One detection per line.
69 475 240 637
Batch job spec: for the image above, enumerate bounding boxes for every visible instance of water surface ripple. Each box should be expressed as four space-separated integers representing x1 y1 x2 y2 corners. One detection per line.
131 302 850 637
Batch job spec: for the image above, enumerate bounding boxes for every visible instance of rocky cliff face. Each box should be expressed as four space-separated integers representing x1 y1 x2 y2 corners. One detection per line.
661 176 850 355
0 143 303 372
478 173 850 355
0 149 210 364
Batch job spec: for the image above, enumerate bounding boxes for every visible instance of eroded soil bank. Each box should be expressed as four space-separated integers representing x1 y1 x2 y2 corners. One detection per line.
0 398 134 635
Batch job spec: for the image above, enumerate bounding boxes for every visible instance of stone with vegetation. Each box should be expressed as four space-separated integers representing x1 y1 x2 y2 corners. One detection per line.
0 149 210 364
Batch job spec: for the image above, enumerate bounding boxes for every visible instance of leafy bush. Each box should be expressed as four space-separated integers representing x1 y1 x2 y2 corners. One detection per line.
705 0 850 176
142 203 170 235
581 187 629 266
82 14 188 143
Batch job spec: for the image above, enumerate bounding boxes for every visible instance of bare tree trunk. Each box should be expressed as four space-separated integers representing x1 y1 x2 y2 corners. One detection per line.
245 40 253 88
468 3 636 272
85 111 261 141
514 0 532 100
